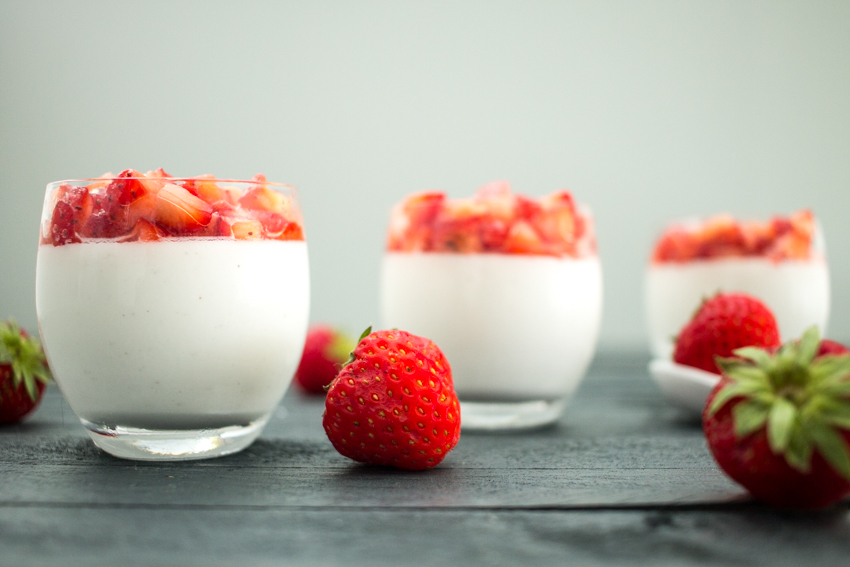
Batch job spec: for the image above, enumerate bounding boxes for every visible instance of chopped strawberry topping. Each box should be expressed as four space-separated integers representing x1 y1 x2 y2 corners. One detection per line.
154 183 214 233
120 219 163 242
652 210 816 263
386 182 594 257
238 186 289 215
232 220 264 240
42 171 305 246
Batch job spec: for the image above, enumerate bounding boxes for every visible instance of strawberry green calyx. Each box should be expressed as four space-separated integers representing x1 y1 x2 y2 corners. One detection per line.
341 326 372 369
0 320 52 402
708 326 850 480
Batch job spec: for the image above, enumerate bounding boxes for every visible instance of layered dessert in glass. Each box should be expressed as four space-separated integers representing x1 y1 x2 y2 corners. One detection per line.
646 210 829 358
380 181 602 430
36 170 310 460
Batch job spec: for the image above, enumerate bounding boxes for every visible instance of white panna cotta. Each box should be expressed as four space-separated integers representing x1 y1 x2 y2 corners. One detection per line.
36 239 310 430
381 253 602 401
646 257 829 358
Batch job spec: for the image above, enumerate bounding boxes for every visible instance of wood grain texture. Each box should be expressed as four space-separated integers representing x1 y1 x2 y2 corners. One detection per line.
1 353 846 566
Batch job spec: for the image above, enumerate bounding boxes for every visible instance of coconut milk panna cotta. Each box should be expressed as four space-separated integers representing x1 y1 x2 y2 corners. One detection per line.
645 210 829 359
35 170 310 460
380 182 602 430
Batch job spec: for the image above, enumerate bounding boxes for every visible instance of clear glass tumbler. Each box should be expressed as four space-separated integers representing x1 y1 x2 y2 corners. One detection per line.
36 174 310 460
645 212 829 359
380 185 602 430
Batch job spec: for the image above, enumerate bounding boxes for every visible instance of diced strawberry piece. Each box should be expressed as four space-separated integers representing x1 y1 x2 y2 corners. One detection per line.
652 229 700 262
110 170 147 205
47 185 94 244
75 187 120 239
232 220 264 240
697 216 746 259
275 221 305 241
255 211 286 235
431 219 483 253
504 221 546 255
478 219 510 251
154 183 214 234
402 192 446 225
119 219 163 242
193 213 234 238
49 201 83 246
238 186 289 214
514 195 542 221
182 175 232 207
534 194 577 248
251 173 267 184
126 192 159 227
79 171 154 238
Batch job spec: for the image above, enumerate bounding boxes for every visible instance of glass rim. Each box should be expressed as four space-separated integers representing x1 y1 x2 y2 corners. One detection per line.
46 178 296 189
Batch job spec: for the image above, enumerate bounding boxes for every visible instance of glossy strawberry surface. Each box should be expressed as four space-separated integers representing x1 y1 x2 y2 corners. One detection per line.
323 329 460 470
673 293 781 374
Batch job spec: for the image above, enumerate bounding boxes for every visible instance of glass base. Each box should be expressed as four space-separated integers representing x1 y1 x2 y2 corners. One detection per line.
80 416 270 461
459 399 565 431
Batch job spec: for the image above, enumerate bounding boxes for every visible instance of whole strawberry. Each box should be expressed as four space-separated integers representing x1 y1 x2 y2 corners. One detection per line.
323 327 460 470
704 327 850 508
294 325 355 395
673 293 781 374
0 320 52 424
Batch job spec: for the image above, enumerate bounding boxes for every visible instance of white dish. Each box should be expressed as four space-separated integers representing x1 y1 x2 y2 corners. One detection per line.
648 359 720 415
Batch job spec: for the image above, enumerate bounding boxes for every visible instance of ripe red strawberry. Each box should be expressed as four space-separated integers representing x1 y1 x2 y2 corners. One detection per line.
294 325 355 395
0 320 52 424
673 293 781 374
704 327 850 508
818 340 850 357
323 327 460 470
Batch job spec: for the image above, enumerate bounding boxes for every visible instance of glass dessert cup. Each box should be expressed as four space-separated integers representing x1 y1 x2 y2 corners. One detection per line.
35 175 310 460
381 252 603 430
645 213 829 359
646 257 829 358
381 183 602 430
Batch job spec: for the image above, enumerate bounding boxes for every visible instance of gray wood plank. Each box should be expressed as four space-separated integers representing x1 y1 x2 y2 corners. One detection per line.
2 507 848 567
6 353 847 567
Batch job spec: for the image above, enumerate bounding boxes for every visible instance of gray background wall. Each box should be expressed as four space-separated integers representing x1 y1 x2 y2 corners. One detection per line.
2 0 848 350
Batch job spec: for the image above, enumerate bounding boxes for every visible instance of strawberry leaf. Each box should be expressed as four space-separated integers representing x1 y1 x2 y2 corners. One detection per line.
733 347 773 368
732 400 770 437
819 398 850 429
784 427 814 473
767 397 797 453
796 326 821 366
716 357 772 384
708 380 773 416
807 419 850 481
809 356 850 387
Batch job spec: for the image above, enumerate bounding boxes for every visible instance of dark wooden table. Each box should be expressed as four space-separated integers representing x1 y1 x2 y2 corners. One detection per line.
2 353 848 566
